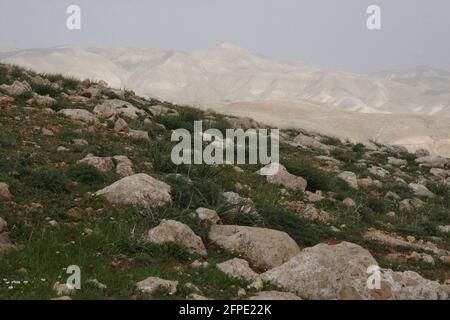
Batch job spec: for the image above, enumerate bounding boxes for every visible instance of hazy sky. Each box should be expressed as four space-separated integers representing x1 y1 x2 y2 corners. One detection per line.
1 0 449 73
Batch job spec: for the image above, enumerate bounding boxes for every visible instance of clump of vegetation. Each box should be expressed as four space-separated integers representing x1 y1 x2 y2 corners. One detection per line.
0 133 18 148
168 175 223 209
67 163 106 184
283 160 334 192
28 167 70 193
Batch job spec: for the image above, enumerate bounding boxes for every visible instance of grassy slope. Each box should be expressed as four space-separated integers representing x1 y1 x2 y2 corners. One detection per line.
0 64 449 299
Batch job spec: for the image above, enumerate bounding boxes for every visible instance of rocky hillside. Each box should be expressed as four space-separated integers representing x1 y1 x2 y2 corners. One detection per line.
0 64 449 300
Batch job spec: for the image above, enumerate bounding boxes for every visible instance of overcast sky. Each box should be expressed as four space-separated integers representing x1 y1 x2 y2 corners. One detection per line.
1 0 449 73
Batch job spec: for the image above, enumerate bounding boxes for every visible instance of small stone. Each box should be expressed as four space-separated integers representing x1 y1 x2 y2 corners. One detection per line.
342 198 356 207
0 183 12 200
136 276 178 295
53 282 75 296
195 208 221 224
87 279 107 290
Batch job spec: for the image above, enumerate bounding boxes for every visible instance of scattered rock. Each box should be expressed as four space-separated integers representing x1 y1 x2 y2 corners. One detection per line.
114 117 128 132
195 208 221 224
87 279 107 290
147 105 179 117
0 80 31 95
222 192 256 215
409 183 436 198
262 241 448 300
53 282 75 296
0 182 12 200
364 228 445 255
293 133 330 151
385 191 401 201
113 155 134 177
73 139 89 145
146 219 207 256
27 93 56 106
78 154 114 172
338 171 359 189
438 225 450 234
127 129 150 141
430 168 449 179
416 156 448 169
388 157 407 166
209 225 300 268
95 174 171 208
262 163 307 192
302 204 333 222
369 166 390 178
59 109 99 124
94 99 145 119
305 190 325 202
0 217 6 233
343 198 356 207
216 258 261 289
136 277 178 295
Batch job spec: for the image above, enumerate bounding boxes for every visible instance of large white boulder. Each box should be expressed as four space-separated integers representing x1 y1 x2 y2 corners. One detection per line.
262 242 448 300
209 225 300 269
95 174 171 207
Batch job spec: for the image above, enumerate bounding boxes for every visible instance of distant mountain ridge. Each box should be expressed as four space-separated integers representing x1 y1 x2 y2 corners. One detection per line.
1 44 450 117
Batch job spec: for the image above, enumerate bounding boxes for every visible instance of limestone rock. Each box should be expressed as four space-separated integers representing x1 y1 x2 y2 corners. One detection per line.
222 192 256 215
94 99 144 119
136 276 178 295
262 242 448 300
0 80 31 95
0 217 7 233
148 104 179 117
217 258 260 283
114 117 128 132
388 157 407 166
95 174 171 208
262 163 307 192
409 183 436 198
209 225 300 268
59 109 99 124
416 156 448 169
195 208 221 224
369 166 390 178
113 155 134 177
127 129 150 141
0 182 12 200
78 154 114 172
146 219 207 256
293 133 330 151
338 171 359 189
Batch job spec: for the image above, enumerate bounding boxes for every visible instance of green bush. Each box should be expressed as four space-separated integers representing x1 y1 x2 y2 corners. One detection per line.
67 163 106 184
283 160 334 192
29 167 70 193
0 133 18 148
168 176 222 209
32 83 61 97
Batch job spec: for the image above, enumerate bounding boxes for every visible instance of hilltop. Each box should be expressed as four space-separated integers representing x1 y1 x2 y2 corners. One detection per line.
0 64 449 300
